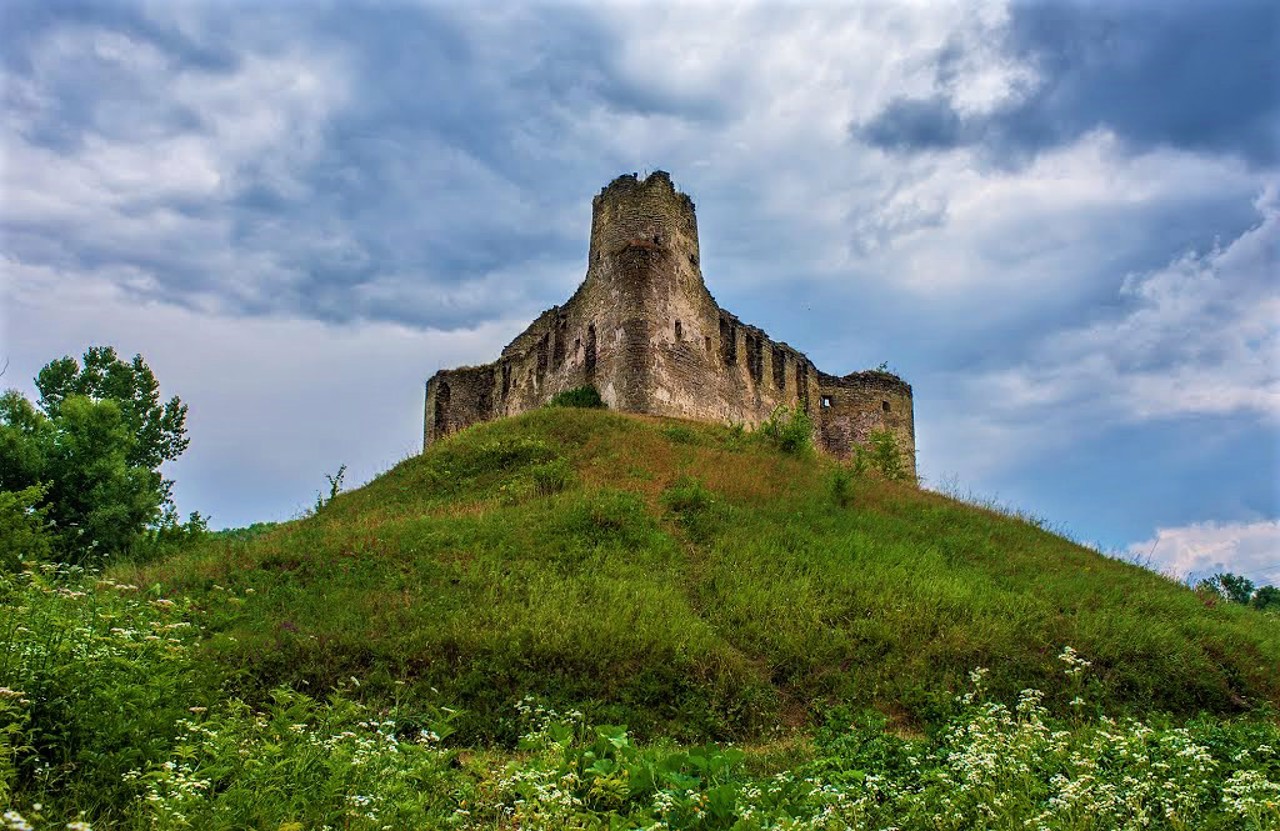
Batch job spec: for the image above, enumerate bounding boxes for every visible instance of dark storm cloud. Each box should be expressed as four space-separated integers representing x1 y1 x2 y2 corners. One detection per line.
1 1 235 153
1 2 729 331
859 96 963 151
0 0 237 73
857 0 1280 166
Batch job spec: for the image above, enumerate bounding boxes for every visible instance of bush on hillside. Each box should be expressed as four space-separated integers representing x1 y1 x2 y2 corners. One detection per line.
830 467 854 507
0 485 51 571
757 405 813 455
125 507 210 565
547 385 605 409
853 429 909 482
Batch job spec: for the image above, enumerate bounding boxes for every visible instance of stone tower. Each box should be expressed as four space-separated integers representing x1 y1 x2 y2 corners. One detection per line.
424 171 916 477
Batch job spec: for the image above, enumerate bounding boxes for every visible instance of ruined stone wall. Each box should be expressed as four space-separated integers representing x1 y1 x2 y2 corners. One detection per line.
815 371 916 475
424 171 917 480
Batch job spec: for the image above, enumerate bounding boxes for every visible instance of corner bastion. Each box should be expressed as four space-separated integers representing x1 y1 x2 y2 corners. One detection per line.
424 171 915 478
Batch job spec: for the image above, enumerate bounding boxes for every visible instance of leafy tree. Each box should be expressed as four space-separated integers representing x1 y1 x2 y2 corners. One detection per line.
1216 572 1257 605
0 347 189 562
1252 585 1280 611
1194 572 1279 612
0 484 51 571
1196 572 1256 606
35 345 188 489
547 385 605 409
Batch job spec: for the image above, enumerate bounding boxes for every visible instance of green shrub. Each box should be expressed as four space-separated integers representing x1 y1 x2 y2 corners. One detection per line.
721 421 749 451
0 565 206 819
756 405 813 455
830 466 854 508
854 429 908 481
312 462 347 514
0 485 51 571
529 457 574 496
660 476 720 543
661 424 699 445
124 507 209 565
547 385 605 409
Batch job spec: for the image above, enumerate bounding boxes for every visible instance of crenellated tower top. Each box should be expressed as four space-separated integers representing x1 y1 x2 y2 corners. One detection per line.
587 171 701 276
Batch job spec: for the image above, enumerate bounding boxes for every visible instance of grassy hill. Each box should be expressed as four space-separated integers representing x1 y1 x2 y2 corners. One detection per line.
120 407 1280 743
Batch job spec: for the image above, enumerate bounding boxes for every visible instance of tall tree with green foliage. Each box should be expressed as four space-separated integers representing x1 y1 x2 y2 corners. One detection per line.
1195 572 1280 612
35 346 189 478
1253 585 1280 611
0 347 189 562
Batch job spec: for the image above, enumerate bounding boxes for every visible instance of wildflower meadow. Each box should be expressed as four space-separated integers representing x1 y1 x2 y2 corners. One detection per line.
2 562 1277 830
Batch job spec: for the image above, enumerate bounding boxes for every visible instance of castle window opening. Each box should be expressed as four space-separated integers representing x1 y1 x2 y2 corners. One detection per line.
704 335 712 352
719 317 737 366
744 333 764 383
433 381 451 435
552 320 568 368
536 333 549 382
674 320 682 340
821 395 832 408
585 324 597 373
882 400 890 412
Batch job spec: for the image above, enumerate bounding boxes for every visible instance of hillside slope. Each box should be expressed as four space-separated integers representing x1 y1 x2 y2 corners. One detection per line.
123 408 1280 741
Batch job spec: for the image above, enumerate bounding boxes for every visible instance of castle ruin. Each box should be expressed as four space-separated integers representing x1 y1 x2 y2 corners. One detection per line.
424 171 915 478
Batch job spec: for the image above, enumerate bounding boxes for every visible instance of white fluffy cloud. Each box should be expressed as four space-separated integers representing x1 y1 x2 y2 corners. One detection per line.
977 184 1279 424
923 181 1280 482
1127 520 1280 586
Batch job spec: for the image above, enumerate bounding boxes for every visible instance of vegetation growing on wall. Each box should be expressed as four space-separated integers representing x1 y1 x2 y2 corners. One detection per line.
547 385 606 409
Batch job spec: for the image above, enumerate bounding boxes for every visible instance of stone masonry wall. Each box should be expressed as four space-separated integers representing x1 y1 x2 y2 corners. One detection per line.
424 171 916 479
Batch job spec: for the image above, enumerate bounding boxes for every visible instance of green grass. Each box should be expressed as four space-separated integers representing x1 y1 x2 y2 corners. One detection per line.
115 408 1280 743
5 557 1278 829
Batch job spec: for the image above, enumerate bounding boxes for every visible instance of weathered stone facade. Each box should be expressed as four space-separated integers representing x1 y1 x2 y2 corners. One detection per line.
424 171 916 478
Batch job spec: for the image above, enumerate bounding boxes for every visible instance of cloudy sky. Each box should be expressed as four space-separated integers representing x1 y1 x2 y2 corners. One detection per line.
2 0 1277 585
